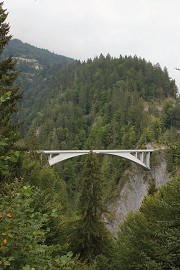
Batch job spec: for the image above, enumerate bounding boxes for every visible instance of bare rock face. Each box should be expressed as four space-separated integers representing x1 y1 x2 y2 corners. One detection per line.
106 153 169 235
151 153 169 187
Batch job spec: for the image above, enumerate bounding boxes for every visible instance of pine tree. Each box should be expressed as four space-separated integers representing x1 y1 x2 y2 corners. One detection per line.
25 128 40 149
0 2 21 180
112 175 180 270
75 151 110 261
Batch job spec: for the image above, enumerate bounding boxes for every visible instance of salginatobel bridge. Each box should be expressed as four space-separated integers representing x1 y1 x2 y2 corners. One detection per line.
41 149 154 170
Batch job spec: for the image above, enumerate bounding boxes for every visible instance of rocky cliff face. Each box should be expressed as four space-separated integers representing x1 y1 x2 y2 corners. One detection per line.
106 152 169 235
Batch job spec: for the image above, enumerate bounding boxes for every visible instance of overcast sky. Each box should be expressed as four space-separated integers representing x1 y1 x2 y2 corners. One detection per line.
4 0 180 90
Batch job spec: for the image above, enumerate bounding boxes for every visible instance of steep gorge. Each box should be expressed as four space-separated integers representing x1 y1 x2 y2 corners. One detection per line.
106 150 170 235
5 39 180 234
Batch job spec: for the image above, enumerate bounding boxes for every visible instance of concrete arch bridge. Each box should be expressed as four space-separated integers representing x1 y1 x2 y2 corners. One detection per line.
41 149 154 170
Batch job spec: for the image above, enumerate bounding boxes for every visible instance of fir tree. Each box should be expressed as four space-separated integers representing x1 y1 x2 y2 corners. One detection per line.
0 2 21 180
75 151 110 261
112 175 180 270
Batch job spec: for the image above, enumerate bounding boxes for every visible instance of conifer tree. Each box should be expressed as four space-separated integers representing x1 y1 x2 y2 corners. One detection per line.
0 2 21 180
112 175 180 270
75 151 110 261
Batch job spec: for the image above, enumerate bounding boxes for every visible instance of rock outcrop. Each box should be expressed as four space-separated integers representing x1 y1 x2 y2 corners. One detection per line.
106 151 169 235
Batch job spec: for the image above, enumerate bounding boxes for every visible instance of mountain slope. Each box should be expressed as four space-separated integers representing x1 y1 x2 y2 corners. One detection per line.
3 39 74 66
5 40 180 197
23 54 178 149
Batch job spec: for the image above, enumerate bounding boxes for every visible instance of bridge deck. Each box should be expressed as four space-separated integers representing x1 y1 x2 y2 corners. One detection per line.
41 149 154 169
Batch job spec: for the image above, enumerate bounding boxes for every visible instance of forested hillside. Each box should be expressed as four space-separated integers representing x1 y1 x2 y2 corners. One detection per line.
1 2 180 268
27 54 178 150
4 37 180 199
3 39 73 66
4 40 179 145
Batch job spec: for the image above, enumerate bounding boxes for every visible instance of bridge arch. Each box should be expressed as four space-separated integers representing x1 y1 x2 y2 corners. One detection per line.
42 149 154 169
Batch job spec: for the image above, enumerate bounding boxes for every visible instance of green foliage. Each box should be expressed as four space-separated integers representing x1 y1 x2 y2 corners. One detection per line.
4 38 179 199
3 39 73 67
0 2 21 181
161 99 176 129
73 152 112 261
1 7 180 269
25 128 40 151
5 42 177 146
7 46 177 198
112 175 180 270
19 152 69 207
0 140 19 175
0 182 55 269
0 181 96 270
162 97 180 130
147 178 157 196
166 143 180 173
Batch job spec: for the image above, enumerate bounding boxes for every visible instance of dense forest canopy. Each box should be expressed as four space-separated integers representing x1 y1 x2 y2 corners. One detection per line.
4 40 179 147
3 37 180 200
1 4 180 269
